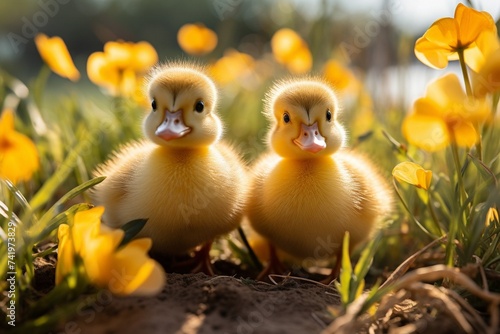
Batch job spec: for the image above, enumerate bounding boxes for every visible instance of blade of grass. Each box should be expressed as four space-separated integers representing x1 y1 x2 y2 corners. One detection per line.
335 232 352 306
27 177 105 241
27 132 95 216
35 203 93 243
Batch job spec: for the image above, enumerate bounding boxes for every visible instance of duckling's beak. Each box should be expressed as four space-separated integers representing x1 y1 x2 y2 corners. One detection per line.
293 122 326 153
155 110 191 141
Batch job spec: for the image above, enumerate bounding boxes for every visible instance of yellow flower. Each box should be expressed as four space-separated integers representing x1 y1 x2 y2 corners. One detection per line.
177 23 218 56
485 206 499 226
322 59 360 93
35 34 80 81
0 109 39 184
402 74 490 151
415 3 497 72
472 39 500 97
209 49 255 85
393 162 432 190
87 41 158 98
56 207 166 296
271 28 312 74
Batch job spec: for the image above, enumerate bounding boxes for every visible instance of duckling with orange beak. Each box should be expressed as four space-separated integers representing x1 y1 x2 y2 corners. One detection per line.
92 62 247 274
247 78 392 282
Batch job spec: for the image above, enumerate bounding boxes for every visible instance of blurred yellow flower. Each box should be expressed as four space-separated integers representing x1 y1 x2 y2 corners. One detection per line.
0 109 39 184
393 162 432 190
56 206 166 296
87 41 158 98
209 49 255 84
322 59 360 93
485 206 499 226
177 23 217 56
473 45 500 97
271 28 312 74
415 3 497 72
402 74 490 151
35 33 80 81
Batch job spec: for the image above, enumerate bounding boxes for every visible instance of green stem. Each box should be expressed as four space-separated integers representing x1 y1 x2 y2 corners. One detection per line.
427 191 444 236
392 179 434 239
457 48 472 97
445 140 467 267
450 140 467 203
237 227 263 271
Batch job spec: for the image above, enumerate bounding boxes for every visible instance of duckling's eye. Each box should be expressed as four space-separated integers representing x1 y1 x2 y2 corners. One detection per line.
326 109 332 122
195 100 204 113
283 112 290 123
151 99 157 111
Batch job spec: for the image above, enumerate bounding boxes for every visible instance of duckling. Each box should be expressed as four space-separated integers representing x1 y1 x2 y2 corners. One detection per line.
247 78 392 281
92 62 247 274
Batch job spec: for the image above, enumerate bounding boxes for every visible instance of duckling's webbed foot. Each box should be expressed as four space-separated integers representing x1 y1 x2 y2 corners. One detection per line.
256 243 288 281
320 247 342 285
189 241 215 276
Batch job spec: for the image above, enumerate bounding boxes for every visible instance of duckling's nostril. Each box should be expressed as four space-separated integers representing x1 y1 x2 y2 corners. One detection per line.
314 131 318 135
174 119 179 125
304 132 308 137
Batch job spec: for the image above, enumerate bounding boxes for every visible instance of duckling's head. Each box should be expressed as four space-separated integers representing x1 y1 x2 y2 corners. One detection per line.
264 78 346 159
144 62 221 148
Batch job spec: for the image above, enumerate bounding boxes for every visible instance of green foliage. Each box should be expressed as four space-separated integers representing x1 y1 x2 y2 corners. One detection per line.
335 232 381 310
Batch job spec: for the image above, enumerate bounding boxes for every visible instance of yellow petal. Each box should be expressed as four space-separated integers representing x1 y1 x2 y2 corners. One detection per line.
322 59 359 92
126 238 153 251
486 206 499 226
0 109 14 135
71 206 106 254
34 34 80 81
464 43 488 73
402 112 449 152
473 48 500 97
131 41 158 72
104 41 134 68
449 120 478 148
56 224 74 285
87 52 120 95
177 23 218 56
416 168 433 190
286 45 312 74
120 68 137 97
129 262 166 296
108 241 165 296
474 30 500 67
83 229 124 287
392 161 432 190
414 36 452 69
422 18 458 49
454 3 496 48
425 73 466 109
0 110 39 184
209 49 255 84
271 28 304 64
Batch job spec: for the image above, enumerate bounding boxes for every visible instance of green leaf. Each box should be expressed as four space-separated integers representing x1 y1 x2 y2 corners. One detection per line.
354 234 380 283
338 232 352 306
468 153 498 186
118 218 148 248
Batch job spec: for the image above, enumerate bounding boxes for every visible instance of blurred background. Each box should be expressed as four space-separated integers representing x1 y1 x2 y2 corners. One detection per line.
2 0 500 103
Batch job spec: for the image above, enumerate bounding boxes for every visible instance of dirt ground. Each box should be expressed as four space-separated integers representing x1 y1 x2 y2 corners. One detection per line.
31 256 495 334
68 272 340 334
